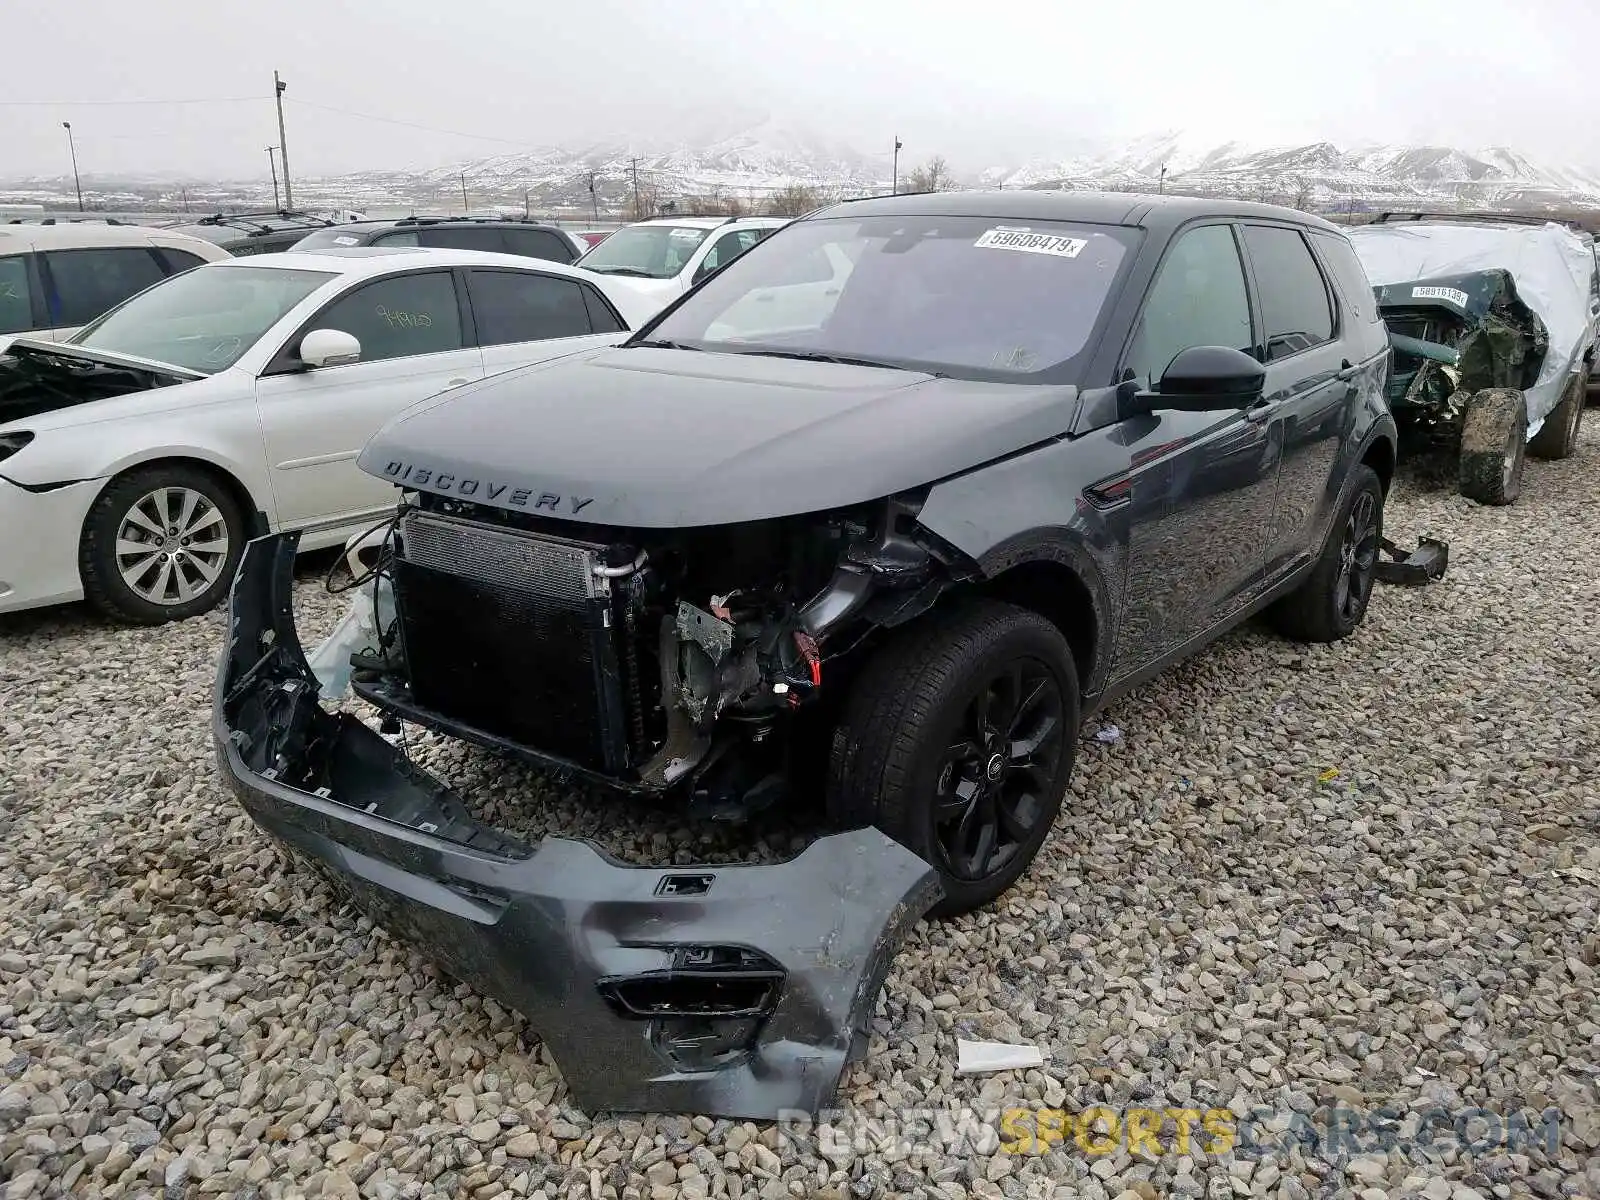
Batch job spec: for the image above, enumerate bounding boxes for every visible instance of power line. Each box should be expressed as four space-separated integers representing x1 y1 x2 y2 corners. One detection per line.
284 98 548 149
0 96 260 107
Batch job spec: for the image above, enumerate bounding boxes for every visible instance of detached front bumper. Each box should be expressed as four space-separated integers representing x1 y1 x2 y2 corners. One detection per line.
213 533 941 1119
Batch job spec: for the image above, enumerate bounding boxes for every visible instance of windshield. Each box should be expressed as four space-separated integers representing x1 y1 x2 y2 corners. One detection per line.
577 225 711 278
638 214 1138 381
71 264 334 373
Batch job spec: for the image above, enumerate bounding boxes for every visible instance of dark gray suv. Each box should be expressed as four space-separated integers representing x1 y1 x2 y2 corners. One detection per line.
216 191 1398 1120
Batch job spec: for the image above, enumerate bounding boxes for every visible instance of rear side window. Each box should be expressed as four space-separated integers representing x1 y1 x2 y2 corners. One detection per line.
1309 231 1381 328
418 227 506 253
156 248 209 274
467 269 593 345
0 255 35 334
1241 225 1334 361
371 230 420 247
313 270 464 362
42 247 166 328
503 228 577 263
581 284 626 334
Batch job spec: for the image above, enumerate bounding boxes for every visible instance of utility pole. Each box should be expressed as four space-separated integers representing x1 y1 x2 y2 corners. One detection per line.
523 188 530 219
460 172 469 213
1159 164 1167 194
892 136 902 196
266 146 280 210
630 158 641 219
62 123 83 211
273 72 293 210
588 172 599 222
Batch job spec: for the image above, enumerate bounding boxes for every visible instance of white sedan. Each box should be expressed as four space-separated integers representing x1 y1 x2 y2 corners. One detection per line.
0 246 662 624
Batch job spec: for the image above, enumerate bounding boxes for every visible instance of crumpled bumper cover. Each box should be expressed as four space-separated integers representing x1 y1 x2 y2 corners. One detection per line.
212 533 941 1119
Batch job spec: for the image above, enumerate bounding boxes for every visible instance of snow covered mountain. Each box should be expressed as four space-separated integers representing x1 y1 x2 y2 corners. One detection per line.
9 125 1600 214
347 126 1600 213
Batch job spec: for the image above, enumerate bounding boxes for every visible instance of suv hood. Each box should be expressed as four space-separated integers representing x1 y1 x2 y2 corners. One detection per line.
357 346 1081 527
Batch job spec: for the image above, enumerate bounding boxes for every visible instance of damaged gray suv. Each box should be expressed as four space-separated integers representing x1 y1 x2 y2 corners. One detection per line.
215 192 1398 1118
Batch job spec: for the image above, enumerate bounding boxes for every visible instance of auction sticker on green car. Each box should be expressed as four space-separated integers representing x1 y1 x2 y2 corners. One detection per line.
974 227 1088 257
1412 285 1470 308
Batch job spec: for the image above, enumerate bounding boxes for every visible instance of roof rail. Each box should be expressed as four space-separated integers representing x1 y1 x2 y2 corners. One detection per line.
1372 210 1585 230
390 214 557 227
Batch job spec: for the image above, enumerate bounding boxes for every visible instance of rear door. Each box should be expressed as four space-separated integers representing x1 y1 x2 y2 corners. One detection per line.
465 267 630 378
38 245 167 339
1109 221 1281 679
252 268 486 529
1238 223 1358 583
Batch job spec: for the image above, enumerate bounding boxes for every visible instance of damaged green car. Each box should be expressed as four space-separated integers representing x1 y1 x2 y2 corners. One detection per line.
1351 215 1597 505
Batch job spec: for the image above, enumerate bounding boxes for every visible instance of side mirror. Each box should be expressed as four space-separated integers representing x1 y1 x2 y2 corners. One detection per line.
300 328 362 369
1128 345 1266 415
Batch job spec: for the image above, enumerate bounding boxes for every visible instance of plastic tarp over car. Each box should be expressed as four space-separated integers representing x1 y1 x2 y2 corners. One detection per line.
1347 221 1598 431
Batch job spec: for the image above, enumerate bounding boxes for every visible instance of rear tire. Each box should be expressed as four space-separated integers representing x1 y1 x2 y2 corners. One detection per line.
1265 464 1383 644
826 600 1079 917
1458 388 1527 505
1527 371 1586 461
80 463 246 625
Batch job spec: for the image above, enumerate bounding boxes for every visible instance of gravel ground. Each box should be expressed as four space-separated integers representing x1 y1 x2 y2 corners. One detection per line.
2 431 1598 1200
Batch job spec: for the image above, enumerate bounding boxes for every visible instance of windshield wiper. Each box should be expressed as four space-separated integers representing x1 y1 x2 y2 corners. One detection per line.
631 339 702 351
726 348 922 373
585 266 657 278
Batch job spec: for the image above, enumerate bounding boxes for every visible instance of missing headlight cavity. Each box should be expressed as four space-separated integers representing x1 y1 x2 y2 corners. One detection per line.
356 488 970 820
655 872 715 896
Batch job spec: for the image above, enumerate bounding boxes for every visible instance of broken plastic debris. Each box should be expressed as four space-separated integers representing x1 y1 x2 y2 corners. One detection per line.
1317 767 1340 783
1094 725 1122 745
956 1039 1045 1076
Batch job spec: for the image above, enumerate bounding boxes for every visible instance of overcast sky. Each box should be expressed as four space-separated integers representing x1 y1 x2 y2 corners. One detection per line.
4 0 1597 182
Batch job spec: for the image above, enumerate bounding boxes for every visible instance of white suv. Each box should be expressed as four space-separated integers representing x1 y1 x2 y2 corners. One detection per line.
0 222 233 346
574 215 787 306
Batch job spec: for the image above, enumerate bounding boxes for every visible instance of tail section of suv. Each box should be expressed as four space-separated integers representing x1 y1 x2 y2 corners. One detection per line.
0 223 233 345
290 216 588 263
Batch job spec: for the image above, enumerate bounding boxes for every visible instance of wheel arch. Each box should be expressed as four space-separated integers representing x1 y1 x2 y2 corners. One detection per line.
92 453 270 538
944 532 1111 698
1359 429 1397 498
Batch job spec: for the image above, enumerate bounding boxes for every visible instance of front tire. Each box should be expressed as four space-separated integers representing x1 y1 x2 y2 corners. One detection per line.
1458 388 1527 505
1265 464 1383 644
80 464 246 625
826 601 1079 917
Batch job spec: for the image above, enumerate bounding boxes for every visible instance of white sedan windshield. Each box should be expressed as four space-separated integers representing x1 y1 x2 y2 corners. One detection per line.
72 264 335 374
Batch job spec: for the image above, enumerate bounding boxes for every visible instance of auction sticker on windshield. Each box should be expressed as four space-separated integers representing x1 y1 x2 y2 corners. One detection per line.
1412 285 1470 308
974 227 1088 258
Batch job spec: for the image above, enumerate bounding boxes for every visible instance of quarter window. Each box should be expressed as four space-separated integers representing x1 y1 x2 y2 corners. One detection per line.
503 228 577 263
1242 225 1334 360
467 270 592 345
1126 224 1254 383
311 271 463 363
42 247 166 328
417 227 506 253
0 255 36 335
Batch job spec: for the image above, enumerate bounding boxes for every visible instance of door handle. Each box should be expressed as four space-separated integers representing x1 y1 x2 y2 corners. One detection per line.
1335 358 1360 382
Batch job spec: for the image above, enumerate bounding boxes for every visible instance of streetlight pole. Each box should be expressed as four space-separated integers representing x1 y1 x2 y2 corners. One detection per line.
892 136 902 196
62 122 83 211
273 71 293 210
266 146 281 210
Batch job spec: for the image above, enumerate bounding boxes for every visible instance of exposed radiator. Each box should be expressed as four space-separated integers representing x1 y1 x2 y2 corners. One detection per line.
391 508 634 773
